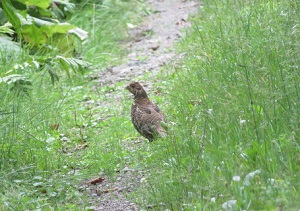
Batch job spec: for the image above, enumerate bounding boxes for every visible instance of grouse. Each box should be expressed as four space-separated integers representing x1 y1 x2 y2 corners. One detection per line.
126 82 166 142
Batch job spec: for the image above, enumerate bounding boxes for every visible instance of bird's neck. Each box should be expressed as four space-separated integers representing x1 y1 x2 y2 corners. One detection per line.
134 94 150 104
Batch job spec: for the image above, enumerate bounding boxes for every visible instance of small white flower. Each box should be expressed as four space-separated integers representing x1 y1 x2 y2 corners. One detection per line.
32 60 40 69
239 119 247 126
71 86 83 91
33 176 42 180
46 137 55 143
232 175 241 182
207 109 213 115
267 178 275 184
14 64 20 69
211 197 216 203
244 169 261 186
240 153 247 159
188 192 194 197
126 23 136 29
222 200 237 210
24 62 29 67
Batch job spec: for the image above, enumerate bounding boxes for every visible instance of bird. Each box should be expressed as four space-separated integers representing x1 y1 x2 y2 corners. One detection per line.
126 82 166 142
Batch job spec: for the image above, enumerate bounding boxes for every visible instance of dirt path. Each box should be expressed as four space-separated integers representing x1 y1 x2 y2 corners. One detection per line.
86 0 199 210
97 0 199 85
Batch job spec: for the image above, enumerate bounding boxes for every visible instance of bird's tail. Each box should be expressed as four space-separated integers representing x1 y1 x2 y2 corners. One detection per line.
156 124 167 138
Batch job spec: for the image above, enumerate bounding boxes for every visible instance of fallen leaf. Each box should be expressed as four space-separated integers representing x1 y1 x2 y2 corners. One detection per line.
41 189 47 194
50 123 59 130
88 177 105 185
74 144 88 151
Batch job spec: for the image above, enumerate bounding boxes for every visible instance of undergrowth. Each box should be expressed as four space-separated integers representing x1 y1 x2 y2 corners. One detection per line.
135 0 300 210
0 0 146 209
1 0 299 210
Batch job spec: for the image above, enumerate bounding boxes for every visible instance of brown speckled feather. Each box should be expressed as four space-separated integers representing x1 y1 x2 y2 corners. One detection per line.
126 82 166 142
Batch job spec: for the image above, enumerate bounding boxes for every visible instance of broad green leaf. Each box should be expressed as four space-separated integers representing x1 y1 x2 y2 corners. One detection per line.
21 24 47 47
2 0 22 34
37 7 54 17
18 0 51 9
0 8 7 25
52 33 75 55
20 17 76 48
17 13 58 25
40 23 76 37
68 27 88 41
53 0 75 11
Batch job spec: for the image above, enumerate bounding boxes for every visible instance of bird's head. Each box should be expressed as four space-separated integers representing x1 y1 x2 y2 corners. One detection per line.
126 82 148 99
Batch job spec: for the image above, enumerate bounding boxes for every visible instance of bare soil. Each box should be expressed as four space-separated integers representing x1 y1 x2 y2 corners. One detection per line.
97 0 199 85
85 0 199 210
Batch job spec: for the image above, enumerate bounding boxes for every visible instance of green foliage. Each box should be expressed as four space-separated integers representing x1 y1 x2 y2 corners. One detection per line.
134 0 300 210
0 0 89 90
0 0 147 209
3 0 299 209
37 55 91 83
70 0 146 64
0 54 91 97
0 57 120 209
1 0 87 53
2 0 22 34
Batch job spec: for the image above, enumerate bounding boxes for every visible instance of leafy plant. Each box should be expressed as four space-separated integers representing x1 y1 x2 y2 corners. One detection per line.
0 0 90 93
37 55 91 84
0 0 88 54
0 0 147 209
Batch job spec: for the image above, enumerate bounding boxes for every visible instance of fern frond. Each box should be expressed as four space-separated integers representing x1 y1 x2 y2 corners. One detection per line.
0 73 32 96
56 56 91 68
56 56 91 75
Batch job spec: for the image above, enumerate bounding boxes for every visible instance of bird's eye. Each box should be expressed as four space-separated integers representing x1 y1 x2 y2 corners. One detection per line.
130 84 135 88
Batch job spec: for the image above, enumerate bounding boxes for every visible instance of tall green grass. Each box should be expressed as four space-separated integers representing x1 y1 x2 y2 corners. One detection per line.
70 0 146 65
136 0 300 210
1 0 299 209
0 0 146 209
